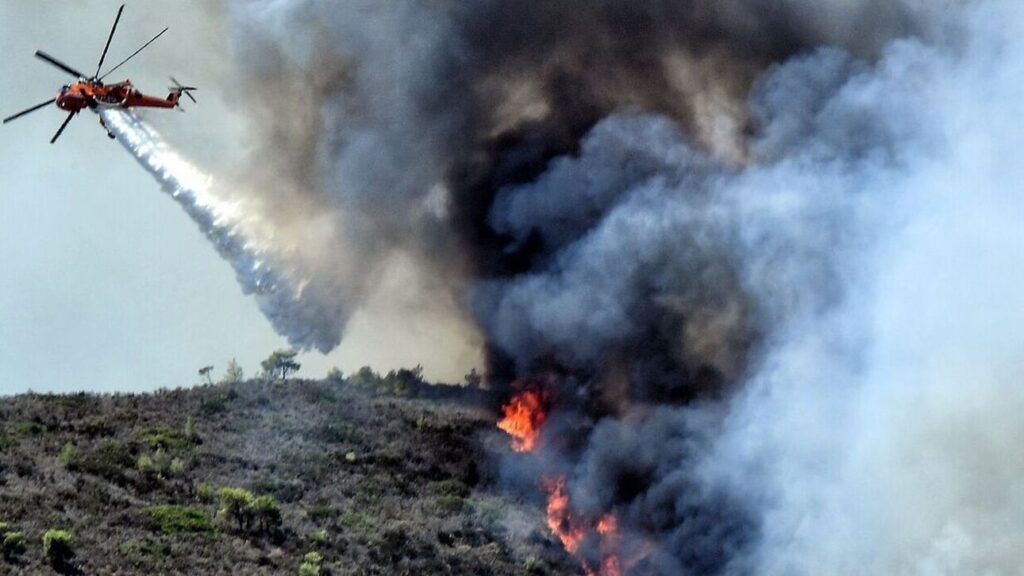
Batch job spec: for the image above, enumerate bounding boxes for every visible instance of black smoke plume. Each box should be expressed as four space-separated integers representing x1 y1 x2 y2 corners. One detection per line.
199 1 1023 573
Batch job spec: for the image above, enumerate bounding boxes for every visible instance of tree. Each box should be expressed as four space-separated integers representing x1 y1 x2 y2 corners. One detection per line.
198 365 214 385
463 368 483 389
326 366 345 385
217 487 255 532
251 495 282 534
221 358 245 384
261 349 301 381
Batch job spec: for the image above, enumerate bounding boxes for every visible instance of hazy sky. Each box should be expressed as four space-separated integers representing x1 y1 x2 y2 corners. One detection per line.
0 1 481 395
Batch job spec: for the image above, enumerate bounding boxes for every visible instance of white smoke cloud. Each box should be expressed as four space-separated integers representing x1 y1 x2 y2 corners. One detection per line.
703 2 1024 573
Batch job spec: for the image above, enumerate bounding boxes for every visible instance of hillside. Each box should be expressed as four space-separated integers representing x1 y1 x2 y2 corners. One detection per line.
0 376 576 575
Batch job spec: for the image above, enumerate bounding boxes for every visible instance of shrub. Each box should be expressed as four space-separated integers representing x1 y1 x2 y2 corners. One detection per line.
2 531 25 559
1 523 25 560
198 393 230 416
184 416 199 444
42 529 74 569
120 540 171 565
58 442 77 467
307 529 329 544
524 555 545 575
169 458 186 477
429 479 470 498
145 505 214 535
139 427 190 451
326 367 344 384
136 454 154 473
196 483 215 503
75 439 134 482
299 551 323 576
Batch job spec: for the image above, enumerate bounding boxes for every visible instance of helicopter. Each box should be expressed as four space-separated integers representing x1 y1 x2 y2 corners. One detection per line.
2 4 196 143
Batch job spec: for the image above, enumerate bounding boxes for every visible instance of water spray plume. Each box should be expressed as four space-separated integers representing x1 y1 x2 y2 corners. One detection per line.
98 109 340 352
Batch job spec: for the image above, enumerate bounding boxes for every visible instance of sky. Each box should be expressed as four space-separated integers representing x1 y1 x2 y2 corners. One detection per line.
0 0 481 395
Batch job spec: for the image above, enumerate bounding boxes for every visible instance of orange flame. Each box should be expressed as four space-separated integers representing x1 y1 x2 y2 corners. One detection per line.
497 387 548 452
541 477 627 576
597 514 618 536
543 475 588 554
496 386 632 575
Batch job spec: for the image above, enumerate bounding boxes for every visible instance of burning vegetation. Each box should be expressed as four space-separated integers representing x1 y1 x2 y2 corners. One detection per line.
498 387 633 575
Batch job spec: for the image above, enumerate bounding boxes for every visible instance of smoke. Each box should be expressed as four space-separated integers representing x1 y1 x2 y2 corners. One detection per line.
115 0 1024 573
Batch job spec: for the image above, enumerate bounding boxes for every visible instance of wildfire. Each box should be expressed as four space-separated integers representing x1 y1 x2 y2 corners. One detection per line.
542 476 624 576
496 387 628 575
543 476 588 553
497 387 549 452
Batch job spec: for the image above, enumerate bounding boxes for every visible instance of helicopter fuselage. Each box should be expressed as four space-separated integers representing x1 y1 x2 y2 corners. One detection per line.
56 79 181 113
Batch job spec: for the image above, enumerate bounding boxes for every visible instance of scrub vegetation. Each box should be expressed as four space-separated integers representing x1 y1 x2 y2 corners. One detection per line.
0 370 575 575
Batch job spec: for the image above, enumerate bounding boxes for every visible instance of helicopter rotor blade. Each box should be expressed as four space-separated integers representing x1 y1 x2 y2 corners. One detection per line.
3 98 55 124
170 77 198 103
95 4 126 79
98 26 168 81
35 51 87 79
50 112 76 144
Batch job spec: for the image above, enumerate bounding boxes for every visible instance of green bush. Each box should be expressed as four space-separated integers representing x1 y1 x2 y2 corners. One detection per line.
145 505 214 535
58 442 77 467
306 529 329 544
196 483 215 503
299 551 323 576
42 529 74 568
2 531 25 558
1 523 25 560
169 457 186 477
139 427 191 451
136 454 154 473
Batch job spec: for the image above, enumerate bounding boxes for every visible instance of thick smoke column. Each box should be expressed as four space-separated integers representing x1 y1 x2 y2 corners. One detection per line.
100 109 343 351
137 0 1024 573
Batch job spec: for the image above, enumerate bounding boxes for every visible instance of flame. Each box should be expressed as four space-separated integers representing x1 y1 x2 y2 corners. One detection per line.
543 475 588 554
497 387 549 452
541 476 627 576
496 386 629 574
597 514 618 536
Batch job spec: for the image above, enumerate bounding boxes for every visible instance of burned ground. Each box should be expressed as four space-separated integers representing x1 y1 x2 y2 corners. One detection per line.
0 378 576 575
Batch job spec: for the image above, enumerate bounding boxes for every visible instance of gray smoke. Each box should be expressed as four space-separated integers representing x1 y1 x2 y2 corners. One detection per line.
135 0 1024 573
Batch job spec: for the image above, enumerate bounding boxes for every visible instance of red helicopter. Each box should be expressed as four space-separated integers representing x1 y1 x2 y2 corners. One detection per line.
2 4 196 143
